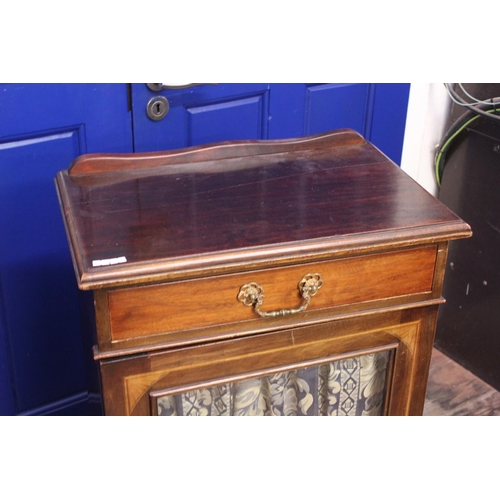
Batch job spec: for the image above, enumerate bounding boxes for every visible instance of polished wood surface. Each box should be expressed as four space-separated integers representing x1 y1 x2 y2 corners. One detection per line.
56 129 472 416
108 246 436 343
67 128 367 175
99 307 438 416
56 130 470 289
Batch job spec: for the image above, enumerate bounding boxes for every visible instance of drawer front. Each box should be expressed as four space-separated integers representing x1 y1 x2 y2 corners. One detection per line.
106 245 437 343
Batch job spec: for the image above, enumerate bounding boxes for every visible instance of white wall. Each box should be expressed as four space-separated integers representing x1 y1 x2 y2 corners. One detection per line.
400 84 451 196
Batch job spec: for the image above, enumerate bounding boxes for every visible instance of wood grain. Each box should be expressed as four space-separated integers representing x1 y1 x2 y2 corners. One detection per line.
68 128 366 175
99 309 427 416
55 129 473 416
55 129 471 289
108 246 437 342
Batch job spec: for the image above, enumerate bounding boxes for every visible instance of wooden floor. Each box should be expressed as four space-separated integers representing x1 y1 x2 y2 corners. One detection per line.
423 348 500 416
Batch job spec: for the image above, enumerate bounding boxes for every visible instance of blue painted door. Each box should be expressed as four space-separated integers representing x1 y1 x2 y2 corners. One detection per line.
0 83 409 415
131 83 410 164
0 84 133 415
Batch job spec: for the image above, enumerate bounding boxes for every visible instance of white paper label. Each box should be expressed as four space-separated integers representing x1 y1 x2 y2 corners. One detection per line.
92 256 127 267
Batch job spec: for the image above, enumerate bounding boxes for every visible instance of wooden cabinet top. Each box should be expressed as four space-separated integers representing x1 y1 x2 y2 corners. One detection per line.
55 129 471 290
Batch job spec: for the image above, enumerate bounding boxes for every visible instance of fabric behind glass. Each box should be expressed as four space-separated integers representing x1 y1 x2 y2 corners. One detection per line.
157 351 391 416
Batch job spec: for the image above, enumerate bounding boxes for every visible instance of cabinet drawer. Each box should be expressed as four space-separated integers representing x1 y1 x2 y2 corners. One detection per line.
106 246 437 344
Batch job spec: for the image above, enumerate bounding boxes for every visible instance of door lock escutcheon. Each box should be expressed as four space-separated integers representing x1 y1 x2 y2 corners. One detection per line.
147 96 169 121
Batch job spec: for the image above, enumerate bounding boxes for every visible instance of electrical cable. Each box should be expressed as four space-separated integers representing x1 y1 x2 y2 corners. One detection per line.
458 83 498 106
444 83 500 123
435 100 500 187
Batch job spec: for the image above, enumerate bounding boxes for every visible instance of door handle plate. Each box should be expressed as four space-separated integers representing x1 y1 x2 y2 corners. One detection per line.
147 83 217 92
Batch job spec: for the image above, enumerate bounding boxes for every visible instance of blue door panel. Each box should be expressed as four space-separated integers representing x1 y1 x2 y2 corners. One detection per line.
0 285 15 415
188 93 269 145
132 84 270 152
369 83 411 165
304 83 371 136
132 83 409 164
0 132 85 411
0 84 133 153
0 84 133 414
267 84 307 139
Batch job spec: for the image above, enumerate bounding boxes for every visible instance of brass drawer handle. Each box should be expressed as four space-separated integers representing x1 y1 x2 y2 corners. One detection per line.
237 273 323 318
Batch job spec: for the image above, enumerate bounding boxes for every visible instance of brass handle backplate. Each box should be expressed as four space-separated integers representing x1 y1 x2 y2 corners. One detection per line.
237 273 323 318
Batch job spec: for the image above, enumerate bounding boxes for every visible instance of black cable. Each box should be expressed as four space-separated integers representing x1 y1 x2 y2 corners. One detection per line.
444 83 500 123
435 97 500 186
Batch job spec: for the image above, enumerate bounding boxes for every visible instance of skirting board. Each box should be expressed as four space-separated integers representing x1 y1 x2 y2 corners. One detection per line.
18 391 102 416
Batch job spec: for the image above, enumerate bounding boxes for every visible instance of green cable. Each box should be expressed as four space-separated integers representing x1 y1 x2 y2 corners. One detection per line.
435 108 500 187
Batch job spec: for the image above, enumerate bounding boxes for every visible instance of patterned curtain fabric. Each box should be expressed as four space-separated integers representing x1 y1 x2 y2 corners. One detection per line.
157 351 391 416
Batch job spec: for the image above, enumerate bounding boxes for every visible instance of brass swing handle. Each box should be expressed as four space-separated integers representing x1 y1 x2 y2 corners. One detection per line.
237 273 323 318
146 83 218 92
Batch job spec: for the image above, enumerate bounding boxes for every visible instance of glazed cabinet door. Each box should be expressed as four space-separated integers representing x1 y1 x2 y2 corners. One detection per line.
99 306 439 416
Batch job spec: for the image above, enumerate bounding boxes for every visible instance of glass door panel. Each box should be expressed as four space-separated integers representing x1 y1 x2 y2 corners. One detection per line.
154 350 392 416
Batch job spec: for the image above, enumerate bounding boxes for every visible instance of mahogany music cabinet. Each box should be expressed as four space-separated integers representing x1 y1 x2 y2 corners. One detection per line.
55 129 471 416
